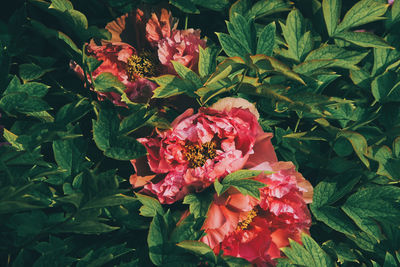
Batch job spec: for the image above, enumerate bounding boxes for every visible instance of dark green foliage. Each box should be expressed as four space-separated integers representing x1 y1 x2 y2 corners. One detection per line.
1 0 400 266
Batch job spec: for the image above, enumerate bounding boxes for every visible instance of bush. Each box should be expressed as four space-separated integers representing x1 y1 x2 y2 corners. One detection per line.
1 0 400 266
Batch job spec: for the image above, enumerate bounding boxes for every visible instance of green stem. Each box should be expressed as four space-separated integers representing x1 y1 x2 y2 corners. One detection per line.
294 116 301 133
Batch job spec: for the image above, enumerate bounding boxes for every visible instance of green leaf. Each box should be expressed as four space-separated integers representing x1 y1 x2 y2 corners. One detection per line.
305 45 368 70
241 0 292 19
341 186 400 224
169 0 200 14
19 63 46 81
0 92 51 114
152 75 195 98
55 98 92 125
176 240 217 264
3 76 21 95
136 193 164 217
92 107 119 151
391 0 400 23
338 131 369 168
281 239 315 266
281 235 335 267
393 137 400 158
312 175 360 208
311 206 358 236
371 71 400 102
55 220 119 234
0 200 48 214
253 55 305 84
170 214 203 243
336 0 388 32
216 32 248 58
147 212 170 266
104 136 146 160
183 192 214 218
323 241 359 264
334 31 392 49
49 0 73 11
223 255 252 267
94 72 125 93
171 61 203 88
383 252 398 267
192 0 229 11
280 9 312 61
293 60 336 75
53 135 87 176
229 0 252 18
82 194 136 210
21 82 49 97
301 234 336 267
228 13 256 54
322 0 341 36
30 19 81 60
198 46 218 78
3 77 49 98
341 206 383 241
119 106 149 135
256 22 276 56
215 169 268 198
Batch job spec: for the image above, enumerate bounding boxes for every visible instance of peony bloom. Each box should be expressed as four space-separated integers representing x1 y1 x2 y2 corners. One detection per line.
145 8 178 47
157 29 206 73
201 161 313 266
130 97 277 204
71 42 157 107
145 9 206 73
106 8 206 74
389 0 394 5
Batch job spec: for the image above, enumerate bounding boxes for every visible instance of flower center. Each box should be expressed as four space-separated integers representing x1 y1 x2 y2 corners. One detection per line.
237 208 258 230
126 51 157 81
184 141 217 168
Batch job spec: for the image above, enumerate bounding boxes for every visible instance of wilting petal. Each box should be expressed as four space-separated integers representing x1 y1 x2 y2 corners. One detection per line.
105 9 149 51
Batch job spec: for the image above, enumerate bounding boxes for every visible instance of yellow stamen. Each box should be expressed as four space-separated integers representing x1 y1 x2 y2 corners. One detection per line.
184 141 217 168
126 51 157 81
237 209 258 230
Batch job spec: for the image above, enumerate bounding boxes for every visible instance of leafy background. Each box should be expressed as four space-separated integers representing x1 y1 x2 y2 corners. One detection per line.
1 0 400 266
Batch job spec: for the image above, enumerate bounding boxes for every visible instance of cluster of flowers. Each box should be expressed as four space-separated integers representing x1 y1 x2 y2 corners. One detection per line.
132 97 313 266
72 8 206 107
71 7 314 266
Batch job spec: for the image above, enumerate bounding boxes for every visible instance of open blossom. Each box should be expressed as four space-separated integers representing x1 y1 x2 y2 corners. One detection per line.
201 161 313 266
71 42 157 106
72 8 207 106
107 8 206 74
157 29 206 73
130 97 277 204
145 9 206 73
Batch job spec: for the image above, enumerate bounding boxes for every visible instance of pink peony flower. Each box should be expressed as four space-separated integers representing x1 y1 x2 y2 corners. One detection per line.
73 8 207 106
156 29 206 73
389 0 394 5
130 97 277 204
201 161 313 266
106 8 206 74
145 8 178 47
71 42 157 107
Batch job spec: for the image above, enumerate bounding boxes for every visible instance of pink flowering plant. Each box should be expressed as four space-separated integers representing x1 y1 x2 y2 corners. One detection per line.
1 0 400 266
